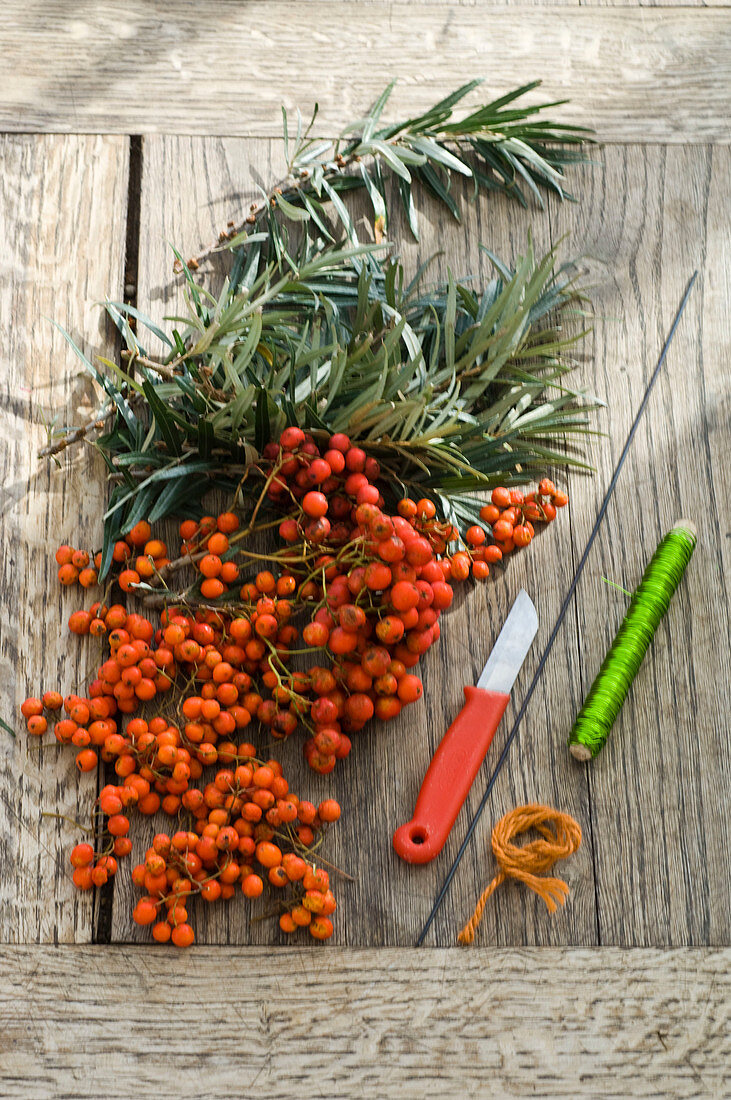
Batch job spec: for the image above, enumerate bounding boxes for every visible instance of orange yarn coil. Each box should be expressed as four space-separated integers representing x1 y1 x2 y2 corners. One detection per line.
458 804 582 945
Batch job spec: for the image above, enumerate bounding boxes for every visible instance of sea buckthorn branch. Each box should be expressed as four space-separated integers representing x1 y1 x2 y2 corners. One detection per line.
174 79 592 275
46 184 595 556
38 402 114 459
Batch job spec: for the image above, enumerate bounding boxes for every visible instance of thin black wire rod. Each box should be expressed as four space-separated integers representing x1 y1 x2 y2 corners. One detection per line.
416 270 698 947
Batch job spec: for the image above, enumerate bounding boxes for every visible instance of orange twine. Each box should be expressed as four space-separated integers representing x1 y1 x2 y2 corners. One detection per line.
457 804 582 945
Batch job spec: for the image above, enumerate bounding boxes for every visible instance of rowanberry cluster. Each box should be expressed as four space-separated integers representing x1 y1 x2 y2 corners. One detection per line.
23 576 342 944
54 545 101 588
473 479 567 557
27 670 340 945
23 428 569 944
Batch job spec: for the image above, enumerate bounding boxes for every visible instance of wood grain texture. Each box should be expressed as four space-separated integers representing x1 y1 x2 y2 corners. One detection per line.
1 3 730 140
0 136 129 942
107 135 598 947
0 945 728 1099
549 145 731 945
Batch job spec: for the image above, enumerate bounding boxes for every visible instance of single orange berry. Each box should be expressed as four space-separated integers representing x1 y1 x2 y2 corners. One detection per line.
465 525 486 547
207 532 229 556
449 552 471 582
309 917 334 940
217 512 240 534
21 697 43 719
491 487 511 508
171 923 195 948
318 799 341 823
513 525 532 548
118 569 141 592
492 519 513 542
479 503 500 525
72 866 94 890
397 675 423 704
126 521 152 547
75 748 98 772
241 873 264 898
200 578 225 600
27 715 48 736
70 842 95 868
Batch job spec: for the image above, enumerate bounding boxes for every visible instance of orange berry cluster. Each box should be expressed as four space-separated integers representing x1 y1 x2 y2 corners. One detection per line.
55 545 100 588
68 757 339 946
55 523 170 592
23 597 341 945
22 430 569 941
29 434 569 780
472 478 568 560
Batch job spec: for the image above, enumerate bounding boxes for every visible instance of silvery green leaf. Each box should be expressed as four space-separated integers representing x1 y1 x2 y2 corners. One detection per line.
370 140 411 181
407 135 472 176
275 193 311 222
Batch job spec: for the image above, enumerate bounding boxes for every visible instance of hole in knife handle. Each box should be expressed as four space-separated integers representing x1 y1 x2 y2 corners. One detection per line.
409 826 427 845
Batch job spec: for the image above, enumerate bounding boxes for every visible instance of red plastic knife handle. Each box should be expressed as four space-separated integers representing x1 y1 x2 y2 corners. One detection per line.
392 686 510 864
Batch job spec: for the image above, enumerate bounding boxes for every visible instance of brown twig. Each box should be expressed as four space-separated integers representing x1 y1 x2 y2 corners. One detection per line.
120 349 181 384
171 152 362 275
37 403 113 458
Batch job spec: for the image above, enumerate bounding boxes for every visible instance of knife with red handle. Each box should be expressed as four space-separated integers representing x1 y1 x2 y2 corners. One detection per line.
393 589 538 864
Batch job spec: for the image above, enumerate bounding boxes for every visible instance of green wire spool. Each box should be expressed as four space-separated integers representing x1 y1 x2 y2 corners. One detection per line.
569 521 697 762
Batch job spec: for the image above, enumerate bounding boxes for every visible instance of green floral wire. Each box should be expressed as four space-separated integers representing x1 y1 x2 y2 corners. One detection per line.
569 524 697 761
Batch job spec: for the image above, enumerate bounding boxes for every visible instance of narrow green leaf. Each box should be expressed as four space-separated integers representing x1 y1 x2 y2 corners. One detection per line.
51 321 138 434
142 380 183 456
254 388 271 452
0 716 16 739
398 177 419 241
276 193 311 222
371 139 411 182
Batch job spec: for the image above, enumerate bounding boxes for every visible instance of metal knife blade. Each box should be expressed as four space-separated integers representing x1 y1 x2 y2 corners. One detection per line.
476 588 538 694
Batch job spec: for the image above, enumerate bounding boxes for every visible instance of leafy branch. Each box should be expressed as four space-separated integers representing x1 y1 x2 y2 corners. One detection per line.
39 78 599 575
180 79 592 270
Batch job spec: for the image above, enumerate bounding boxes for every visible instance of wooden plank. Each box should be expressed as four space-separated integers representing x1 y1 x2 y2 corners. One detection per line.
0 945 728 1098
1 4 729 140
108 135 597 947
0 136 129 942
331 0 719 4
549 144 731 944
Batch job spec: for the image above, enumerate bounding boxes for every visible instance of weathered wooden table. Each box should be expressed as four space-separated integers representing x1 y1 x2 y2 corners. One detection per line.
1 3 729 1096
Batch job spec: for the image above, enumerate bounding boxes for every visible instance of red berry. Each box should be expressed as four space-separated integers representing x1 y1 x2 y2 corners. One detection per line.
280 426 305 450
492 519 513 542
302 491 328 518
397 675 423 704
345 447 366 472
465 525 486 547
328 433 351 453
